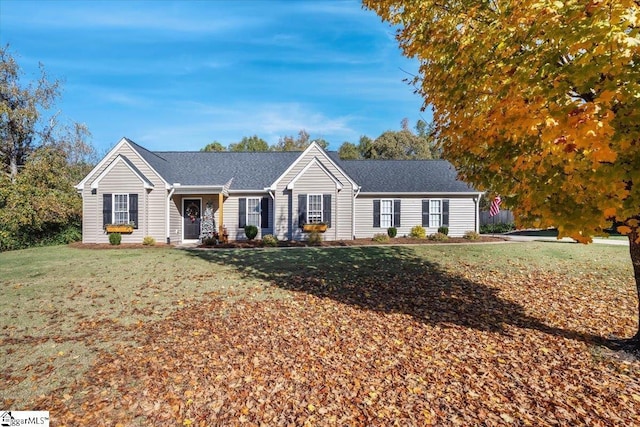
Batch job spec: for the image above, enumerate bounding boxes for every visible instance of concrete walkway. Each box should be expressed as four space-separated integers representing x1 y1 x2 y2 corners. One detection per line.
495 234 629 246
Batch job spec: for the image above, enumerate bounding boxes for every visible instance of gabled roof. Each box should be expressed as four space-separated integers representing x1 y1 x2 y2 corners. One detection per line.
85 138 478 193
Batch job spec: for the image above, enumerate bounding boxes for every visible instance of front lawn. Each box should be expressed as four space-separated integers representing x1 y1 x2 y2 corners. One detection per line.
1 242 639 425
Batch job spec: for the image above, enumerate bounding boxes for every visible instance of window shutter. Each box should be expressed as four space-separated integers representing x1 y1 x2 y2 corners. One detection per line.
129 194 138 229
103 194 112 226
443 199 450 226
261 197 269 228
393 199 401 227
322 194 331 227
238 198 246 228
373 200 381 228
422 200 430 227
298 194 307 228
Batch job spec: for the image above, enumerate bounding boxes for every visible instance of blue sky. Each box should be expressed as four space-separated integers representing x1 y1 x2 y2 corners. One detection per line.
0 0 427 154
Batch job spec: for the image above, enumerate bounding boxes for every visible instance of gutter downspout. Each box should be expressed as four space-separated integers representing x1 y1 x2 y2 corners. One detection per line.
352 186 361 239
474 194 481 233
166 187 175 244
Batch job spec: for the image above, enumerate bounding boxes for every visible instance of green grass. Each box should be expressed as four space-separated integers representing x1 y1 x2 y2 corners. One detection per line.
0 241 635 410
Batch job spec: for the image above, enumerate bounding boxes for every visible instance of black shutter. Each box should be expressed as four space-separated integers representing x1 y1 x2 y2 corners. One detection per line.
393 199 401 227
323 194 331 227
422 200 430 227
238 198 246 228
261 197 269 228
373 200 381 228
129 194 138 228
298 194 307 228
443 199 450 226
103 194 112 226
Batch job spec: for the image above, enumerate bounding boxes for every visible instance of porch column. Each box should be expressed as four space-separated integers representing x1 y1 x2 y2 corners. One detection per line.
218 193 224 235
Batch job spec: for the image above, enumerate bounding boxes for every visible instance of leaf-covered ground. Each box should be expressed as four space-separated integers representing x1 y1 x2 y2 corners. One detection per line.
2 243 640 425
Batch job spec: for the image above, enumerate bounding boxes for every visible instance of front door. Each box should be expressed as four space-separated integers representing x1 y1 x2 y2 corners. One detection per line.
183 199 201 240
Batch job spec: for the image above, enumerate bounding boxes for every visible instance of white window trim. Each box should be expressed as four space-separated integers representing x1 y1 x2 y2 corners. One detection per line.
246 197 261 227
113 193 130 225
307 194 323 224
429 198 443 228
380 198 394 228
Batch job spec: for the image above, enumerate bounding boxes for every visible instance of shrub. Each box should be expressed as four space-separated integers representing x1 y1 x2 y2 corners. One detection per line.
372 233 390 243
202 236 217 246
307 230 323 245
262 234 278 247
409 225 426 239
108 233 122 245
480 223 515 234
387 227 397 238
142 236 156 246
438 226 449 236
244 225 259 240
464 231 481 240
428 232 449 241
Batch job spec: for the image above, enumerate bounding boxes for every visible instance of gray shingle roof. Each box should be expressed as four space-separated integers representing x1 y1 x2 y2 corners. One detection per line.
333 158 477 193
128 139 299 189
127 139 476 193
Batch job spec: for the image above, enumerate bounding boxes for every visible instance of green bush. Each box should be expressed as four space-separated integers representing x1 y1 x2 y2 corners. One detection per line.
307 230 323 245
438 226 449 236
387 227 397 238
244 225 259 240
262 234 278 247
409 225 426 239
142 236 156 246
428 232 449 241
463 231 481 240
480 223 515 234
373 233 390 243
108 233 122 245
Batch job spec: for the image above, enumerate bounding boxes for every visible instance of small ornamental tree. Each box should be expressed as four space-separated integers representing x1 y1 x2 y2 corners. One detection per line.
364 0 640 350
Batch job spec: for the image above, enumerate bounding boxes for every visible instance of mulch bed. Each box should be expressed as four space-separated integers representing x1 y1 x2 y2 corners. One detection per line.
70 236 506 250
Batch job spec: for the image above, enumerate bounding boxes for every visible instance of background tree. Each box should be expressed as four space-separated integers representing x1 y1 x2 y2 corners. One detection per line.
338 141 360 160
363 0 640 349
273 129 311 151
201 141 226 152
369 118 433 159
228 135 269 152
0 47 94 250
1 46 60 182
357 135 374 159
416 119 441 159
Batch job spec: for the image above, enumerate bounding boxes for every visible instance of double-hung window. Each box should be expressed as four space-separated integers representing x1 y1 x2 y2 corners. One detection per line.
380 199 393 228
113 194 129 224
246 197 261 227
307 194 323 224
429 199 442 228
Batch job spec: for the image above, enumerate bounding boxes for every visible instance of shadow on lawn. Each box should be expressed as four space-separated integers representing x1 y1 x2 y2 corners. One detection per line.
187 246 606 347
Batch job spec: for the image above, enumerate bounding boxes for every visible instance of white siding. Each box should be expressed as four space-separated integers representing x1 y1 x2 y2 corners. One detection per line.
275 148 354 241
81 141 168 244
354 195 478 238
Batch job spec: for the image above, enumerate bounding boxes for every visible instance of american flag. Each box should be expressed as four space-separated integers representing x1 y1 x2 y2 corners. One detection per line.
489 195 502 217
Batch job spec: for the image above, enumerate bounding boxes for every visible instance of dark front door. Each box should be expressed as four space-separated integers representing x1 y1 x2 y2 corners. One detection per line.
183 199 201 240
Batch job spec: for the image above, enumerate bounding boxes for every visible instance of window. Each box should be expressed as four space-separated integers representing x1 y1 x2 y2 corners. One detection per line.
307 194 323 224
113 194 129 224
246 197 261 227
380 200 393 228
429 199 442 227
373 199 400 228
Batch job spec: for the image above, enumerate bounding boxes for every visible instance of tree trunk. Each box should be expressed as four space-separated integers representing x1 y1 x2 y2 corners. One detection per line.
629 229 640 345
